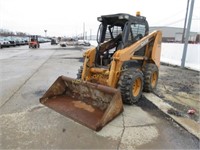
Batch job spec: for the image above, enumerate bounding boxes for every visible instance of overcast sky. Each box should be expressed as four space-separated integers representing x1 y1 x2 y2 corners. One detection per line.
0 0 199 37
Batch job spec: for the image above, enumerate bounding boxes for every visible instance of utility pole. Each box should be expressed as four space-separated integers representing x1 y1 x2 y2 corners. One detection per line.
181 0 195 68
83 23 85 40
182 0 190 43
90 29 92 40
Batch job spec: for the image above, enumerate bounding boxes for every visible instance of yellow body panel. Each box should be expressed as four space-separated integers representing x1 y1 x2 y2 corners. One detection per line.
82 30 162 88
151 31 162 68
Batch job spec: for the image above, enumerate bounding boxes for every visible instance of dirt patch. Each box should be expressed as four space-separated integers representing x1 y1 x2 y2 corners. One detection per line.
167 108 182 117
73 101 95 112
156 64 200 123
164 99 199 122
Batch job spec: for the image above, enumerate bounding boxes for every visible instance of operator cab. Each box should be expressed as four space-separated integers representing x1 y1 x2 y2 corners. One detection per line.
96 13 149 66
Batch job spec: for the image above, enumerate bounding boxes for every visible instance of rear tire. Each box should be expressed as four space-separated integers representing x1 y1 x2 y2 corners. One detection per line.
118 69 144 105
143 63 159 92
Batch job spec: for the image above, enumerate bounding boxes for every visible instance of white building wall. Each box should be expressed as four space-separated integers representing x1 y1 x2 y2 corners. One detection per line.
161 43 200 71
175 33 182 41
150 27 197 42
88 41 200 71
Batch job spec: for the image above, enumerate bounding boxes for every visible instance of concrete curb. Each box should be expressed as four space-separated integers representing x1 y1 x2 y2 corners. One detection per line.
143 93 200 139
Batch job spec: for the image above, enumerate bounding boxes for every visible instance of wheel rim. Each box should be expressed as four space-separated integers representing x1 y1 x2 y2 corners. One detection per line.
151 71 158 88
132 78 142 97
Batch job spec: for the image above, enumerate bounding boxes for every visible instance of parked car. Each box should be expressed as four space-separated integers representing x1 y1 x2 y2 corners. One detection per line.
59 38 68 47
6 36 17 46
16 37 26 45
77 40 91 46
0 39 3 48
0 37 10 47
22 37 29 45
12 37 21 46
51 38 58 45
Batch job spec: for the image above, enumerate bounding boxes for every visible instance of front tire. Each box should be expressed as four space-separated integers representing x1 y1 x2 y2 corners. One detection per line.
118 69 144 105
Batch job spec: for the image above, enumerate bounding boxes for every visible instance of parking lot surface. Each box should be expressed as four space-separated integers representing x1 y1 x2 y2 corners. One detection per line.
0 43 199 149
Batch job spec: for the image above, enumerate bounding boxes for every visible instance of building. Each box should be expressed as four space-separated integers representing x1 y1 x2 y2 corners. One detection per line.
149 26 198 43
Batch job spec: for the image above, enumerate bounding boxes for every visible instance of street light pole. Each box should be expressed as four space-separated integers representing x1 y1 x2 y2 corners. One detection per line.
83 23 85 40
181 0 195 68
90 29 92 40
44 30 47 37
182 0 190 43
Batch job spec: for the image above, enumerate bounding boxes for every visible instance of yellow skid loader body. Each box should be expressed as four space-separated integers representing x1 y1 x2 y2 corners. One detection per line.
40 13 162 131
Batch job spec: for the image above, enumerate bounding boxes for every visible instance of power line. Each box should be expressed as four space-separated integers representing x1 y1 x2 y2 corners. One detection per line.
150 17 198 28
151 9 185 25
164 18 185 26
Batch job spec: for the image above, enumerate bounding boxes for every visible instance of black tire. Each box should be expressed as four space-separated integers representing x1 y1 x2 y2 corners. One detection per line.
118 69 144 105
143 63 159 92
77 66 83 79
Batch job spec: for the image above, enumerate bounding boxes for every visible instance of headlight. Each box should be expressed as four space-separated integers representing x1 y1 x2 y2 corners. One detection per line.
124 15 129 19
118 15 124 19
118 15 129 20
97 17 102 21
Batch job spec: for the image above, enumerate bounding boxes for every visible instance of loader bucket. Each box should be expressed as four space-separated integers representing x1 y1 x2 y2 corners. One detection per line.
40 76 123 131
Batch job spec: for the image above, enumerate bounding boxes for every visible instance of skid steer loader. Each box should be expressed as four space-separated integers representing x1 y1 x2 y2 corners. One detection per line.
40 12 162 131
